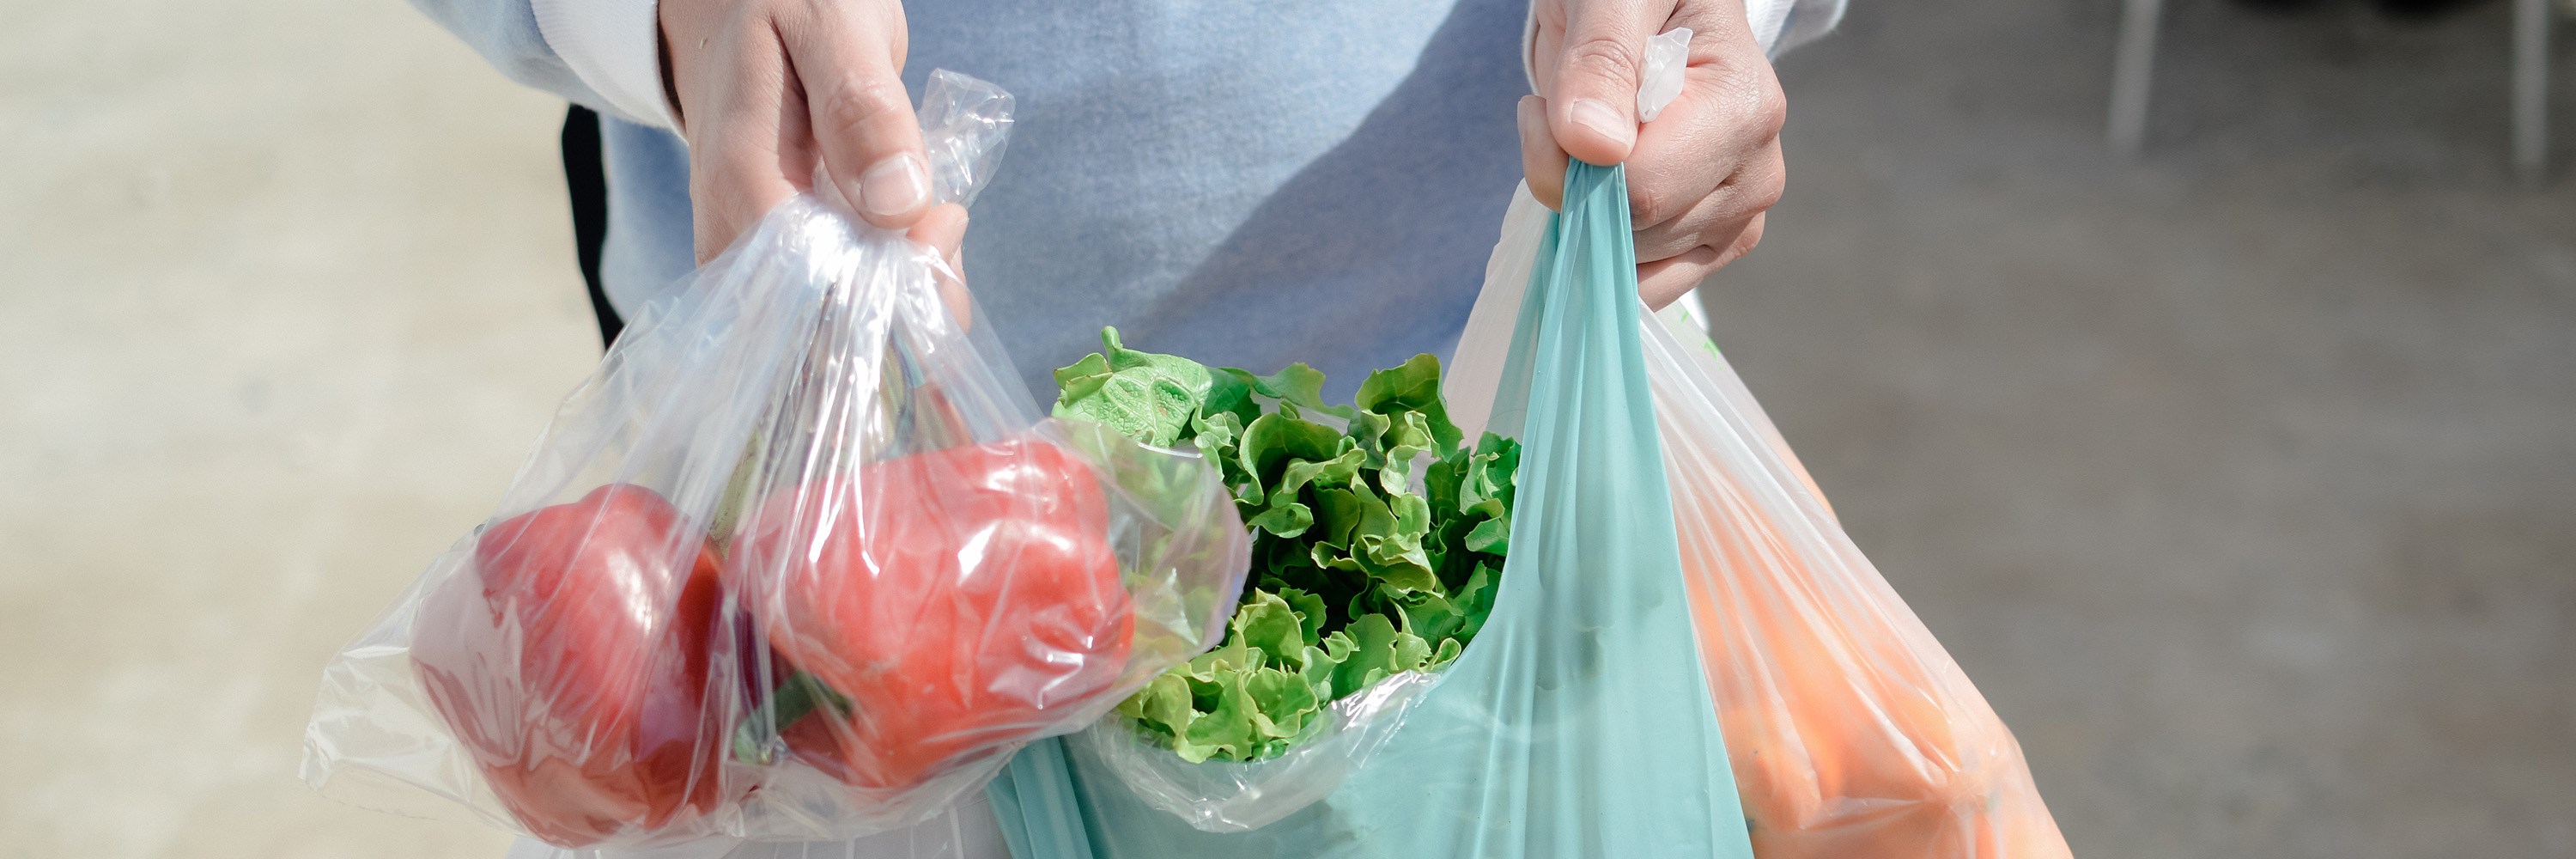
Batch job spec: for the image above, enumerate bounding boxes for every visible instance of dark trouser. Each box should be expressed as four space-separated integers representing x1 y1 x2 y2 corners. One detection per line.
562 105 623 350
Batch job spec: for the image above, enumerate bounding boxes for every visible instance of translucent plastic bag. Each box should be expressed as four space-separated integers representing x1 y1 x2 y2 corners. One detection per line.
983 161 1759 859
1048 365 1461 833
1455 185 2075 856
1647 308 2073 858
301 71 1249 850
1063 663 1438 832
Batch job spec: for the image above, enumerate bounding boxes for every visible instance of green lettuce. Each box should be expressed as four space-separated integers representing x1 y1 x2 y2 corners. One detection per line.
1056 328 1518 763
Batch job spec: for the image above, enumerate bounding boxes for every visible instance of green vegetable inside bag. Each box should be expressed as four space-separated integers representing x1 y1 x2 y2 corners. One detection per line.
1054 329 1520 763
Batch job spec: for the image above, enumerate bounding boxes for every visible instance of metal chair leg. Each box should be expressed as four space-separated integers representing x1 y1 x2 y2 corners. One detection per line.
2111 0 2167 157
2513 0 2550 180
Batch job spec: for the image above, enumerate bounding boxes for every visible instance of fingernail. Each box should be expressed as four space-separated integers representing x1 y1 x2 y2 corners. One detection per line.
1570 98 1634 149
1516 95 1546 138
860 153 927 217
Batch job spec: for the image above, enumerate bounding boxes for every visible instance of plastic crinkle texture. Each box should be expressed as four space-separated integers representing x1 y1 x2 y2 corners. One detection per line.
299 70 1249 850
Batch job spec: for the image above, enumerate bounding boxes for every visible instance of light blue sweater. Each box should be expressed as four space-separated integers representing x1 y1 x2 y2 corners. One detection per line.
412 0 1838 400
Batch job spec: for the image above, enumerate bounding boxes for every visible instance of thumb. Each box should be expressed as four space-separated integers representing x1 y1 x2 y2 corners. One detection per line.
1546 0 1656 166
784 4 931 230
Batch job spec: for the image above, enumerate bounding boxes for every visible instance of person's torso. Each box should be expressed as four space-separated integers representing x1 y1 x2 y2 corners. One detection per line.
603 0 1531 400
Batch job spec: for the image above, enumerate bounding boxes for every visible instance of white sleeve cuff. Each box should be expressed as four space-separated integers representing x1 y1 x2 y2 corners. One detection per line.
1520 0 1819 93
532 0 677 129
1773 0 1849 56
1742 0 1795 53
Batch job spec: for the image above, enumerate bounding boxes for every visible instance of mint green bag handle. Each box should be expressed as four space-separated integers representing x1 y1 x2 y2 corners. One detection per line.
987 161 1754 859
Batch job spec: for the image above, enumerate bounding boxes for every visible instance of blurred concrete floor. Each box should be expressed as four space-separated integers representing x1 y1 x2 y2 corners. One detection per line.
1 0 586 856
1724 0 2576 856
1 0 2571 857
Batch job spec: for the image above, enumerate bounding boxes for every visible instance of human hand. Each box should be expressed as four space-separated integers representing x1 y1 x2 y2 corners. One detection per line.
659 0 967 270
1522 0 1788 308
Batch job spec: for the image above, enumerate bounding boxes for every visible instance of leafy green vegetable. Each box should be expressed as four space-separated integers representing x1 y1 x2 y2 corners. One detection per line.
1057 328 1520 762
1052 327 1218 448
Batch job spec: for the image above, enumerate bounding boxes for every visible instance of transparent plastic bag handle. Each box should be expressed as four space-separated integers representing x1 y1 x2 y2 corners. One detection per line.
810 70 1016 216
1638 27 1692 122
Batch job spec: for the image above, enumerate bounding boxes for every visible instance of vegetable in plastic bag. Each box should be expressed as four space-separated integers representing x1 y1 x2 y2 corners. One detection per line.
1051 332 1517 763
301 71 1250 850
410 484 730 847
986 161 1759 859
733 437 1133 791
1452 182 2075 857
1038 333 1521 831
1650 306 2073 859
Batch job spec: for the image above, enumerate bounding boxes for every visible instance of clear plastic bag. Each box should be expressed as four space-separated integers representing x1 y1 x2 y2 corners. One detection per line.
984 161 1760 859
1040 371 1463 833
300 70 1249 850
1460 181 2075 858
1645 306 2074 858
1063 662 1439 832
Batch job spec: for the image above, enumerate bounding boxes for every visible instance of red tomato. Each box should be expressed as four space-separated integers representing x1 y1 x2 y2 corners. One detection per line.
411 484 727 847
731 437 1133 791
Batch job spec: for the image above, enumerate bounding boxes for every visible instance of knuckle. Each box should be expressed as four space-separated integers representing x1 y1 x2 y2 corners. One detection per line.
1560 34 1643 91
1755 79 1789 134
1744 166 1787 212
1711 63 1789 135
817 76 908 141
1629 178 1674 225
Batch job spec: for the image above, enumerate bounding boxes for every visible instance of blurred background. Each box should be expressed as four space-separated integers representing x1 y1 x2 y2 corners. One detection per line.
3 0 2571 856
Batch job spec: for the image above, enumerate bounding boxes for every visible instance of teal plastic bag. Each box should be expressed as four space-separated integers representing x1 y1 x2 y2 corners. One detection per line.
985 161 1756 859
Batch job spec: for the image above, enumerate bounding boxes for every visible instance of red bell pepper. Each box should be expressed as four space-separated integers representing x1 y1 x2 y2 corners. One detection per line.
410 484 727 847
731 437 1133 790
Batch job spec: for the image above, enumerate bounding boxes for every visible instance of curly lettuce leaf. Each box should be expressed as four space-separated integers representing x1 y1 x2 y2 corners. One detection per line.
1052 327 1213 448
1055 331 1520 763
